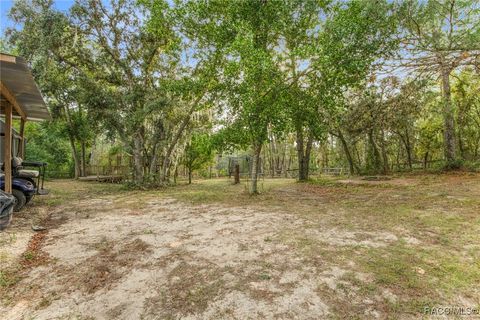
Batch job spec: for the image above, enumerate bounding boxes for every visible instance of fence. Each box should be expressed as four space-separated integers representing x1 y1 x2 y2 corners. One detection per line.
47 170 74 179
84 165 130 177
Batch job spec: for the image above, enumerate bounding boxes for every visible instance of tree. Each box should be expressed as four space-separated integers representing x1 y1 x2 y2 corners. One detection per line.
278 0 327 181
9 0 184 183
399 0 480 166
24 121 74 176
452 68 480 160
183 134 214 184
174 0 292 193
69 0 180 183
311 0 399 174
7 0 480 186
8 1 97 178
142 0 224 184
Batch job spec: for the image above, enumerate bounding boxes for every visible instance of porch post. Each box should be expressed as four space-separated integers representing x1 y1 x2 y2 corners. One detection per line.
19 118 25 158
4 103 12 194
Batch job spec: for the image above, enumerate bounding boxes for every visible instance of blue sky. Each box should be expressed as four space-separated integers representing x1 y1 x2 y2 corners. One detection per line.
1 0 74 34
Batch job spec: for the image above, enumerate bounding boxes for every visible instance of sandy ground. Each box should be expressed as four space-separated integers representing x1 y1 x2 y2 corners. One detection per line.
1 194 399 319
1 175 479 319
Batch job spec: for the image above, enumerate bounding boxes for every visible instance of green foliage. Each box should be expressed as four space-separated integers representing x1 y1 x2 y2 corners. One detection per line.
183 134 214 182
452 68 480 161
24 121 73 177
399 0 480 163
5 0 480 185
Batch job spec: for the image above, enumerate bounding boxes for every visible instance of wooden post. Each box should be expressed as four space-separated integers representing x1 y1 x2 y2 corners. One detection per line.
4 104 12 194
0 81 26 120
228 158 232 178
19 118 25 158
234 164 240 184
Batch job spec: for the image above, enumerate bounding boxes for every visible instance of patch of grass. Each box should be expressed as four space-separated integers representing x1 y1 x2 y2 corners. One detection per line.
258 273 272 280
23 251 36 261
162 181 237 204
357 241 480 315
340 271 377 295
307 177 341 187
37 293 56 309
0 270 19 288
144 259 225 318
4 174 479 318
277 230 357 267
0 233 17 246
362 244 426 290
32 180 126 208
91 236 113 252
425 252 480 295
161 178 293 206
178 190 227 204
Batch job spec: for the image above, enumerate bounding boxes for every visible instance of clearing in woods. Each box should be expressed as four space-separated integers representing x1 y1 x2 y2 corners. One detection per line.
0 174 479 319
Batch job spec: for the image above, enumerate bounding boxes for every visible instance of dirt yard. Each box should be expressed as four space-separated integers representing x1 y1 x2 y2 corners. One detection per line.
1 174 479 319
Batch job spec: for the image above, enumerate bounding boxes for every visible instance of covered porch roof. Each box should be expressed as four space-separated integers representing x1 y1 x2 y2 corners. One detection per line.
0 53 50 121
0 53 50 195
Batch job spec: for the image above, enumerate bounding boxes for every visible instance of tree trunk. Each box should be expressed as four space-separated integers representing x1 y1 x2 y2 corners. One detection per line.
323 142 329 169
441 67 457 165
228 158 232 178
63 105 81 179
296 128 305 181
458 132 465 160
188 168 192 184
284 149 291 178
148 142 159 178
173 166 178 184
297 129 313 181
133 131 144 184
304 134 313 180
395 140 401 171
354 143 362 170
269 138 275 177
367 130 382 174
398 132 412 170
337 131 356 175
380 130 389 175
160 149 173 183
405 131 413 170
80 141 87 177
160 92 206 182
250 143 262 194
475 134 480 158
68 135 81 179
286 150 292 178
280 143 286 176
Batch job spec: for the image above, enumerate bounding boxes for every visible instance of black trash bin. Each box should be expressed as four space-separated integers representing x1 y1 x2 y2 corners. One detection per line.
0 190 16 230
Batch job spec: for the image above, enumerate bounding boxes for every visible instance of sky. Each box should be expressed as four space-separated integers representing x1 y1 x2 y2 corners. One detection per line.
0 0 74 34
